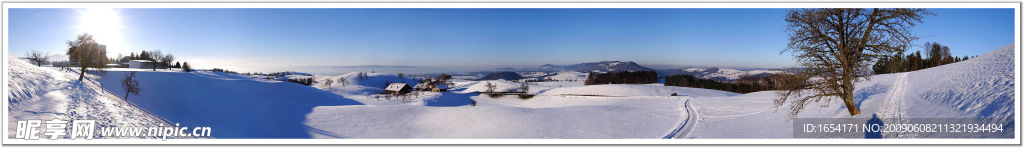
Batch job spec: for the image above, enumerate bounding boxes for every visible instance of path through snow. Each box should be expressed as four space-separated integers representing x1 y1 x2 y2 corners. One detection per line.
879 73 913 138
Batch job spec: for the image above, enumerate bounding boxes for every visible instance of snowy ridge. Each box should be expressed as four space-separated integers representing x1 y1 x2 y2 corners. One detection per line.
508 61 655 73
661 67 786 82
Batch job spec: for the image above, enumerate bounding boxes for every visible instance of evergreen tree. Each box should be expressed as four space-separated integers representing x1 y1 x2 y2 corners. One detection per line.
182 62 192 72
140 51 150 60
872 57 891 74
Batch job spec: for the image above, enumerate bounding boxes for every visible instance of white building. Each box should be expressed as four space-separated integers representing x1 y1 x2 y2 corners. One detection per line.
128 60 156 69
384 83 412 94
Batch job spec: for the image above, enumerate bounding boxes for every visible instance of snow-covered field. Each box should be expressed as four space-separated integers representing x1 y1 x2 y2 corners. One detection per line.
7 43 1015 139
303 73 704 138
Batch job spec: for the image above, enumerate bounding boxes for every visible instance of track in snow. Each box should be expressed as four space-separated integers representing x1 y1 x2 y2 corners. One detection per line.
880 73 913 138
663 98 697 139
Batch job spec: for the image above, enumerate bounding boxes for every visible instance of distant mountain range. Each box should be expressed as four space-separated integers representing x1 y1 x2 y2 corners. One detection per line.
477 71 525 80
47 54 68 61
492 61 786 82
499 61 655 73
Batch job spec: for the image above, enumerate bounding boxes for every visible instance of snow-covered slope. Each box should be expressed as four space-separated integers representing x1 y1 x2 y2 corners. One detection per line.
96 70 364 138
314 72 418 95
7 56 169 139
455 79 522 93
543 71 588 81
683 43 1016 138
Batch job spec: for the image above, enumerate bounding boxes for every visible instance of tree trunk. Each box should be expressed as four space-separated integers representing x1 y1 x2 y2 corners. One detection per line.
124 92 129 100
840 57 862 116
842 81 861 116
78 66 86 81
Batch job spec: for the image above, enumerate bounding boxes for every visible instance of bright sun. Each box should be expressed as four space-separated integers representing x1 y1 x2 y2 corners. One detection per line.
76 8 124 56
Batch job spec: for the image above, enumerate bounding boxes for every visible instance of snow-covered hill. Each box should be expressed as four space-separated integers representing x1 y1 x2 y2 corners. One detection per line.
7 56 169 139
682 43 1016 138
96 70 364 138
657 67 787 82
46 54 68 62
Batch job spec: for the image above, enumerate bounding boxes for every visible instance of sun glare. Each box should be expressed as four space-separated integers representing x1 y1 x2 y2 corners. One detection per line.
76 8 125 56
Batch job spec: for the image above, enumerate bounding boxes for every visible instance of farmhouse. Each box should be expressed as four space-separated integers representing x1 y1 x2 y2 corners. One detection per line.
128 60 157 69
432 84 449 92
384 83 412 94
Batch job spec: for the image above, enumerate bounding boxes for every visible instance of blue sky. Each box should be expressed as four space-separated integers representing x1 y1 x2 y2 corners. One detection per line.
6 8 1015 72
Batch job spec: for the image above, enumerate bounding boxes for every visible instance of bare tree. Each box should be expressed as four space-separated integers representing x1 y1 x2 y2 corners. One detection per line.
337 77 349 87
484 82 496 93
66 33 108 81
519 82 529 93
776 8 931 117
323 78 334 89
148 50 163 71
121 72 141 100
160 53 175 70
25 50 48 67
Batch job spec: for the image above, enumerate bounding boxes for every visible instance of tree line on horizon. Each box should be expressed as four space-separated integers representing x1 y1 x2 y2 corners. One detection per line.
664 74 783 94
872 42 976 74
583 71 659 85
